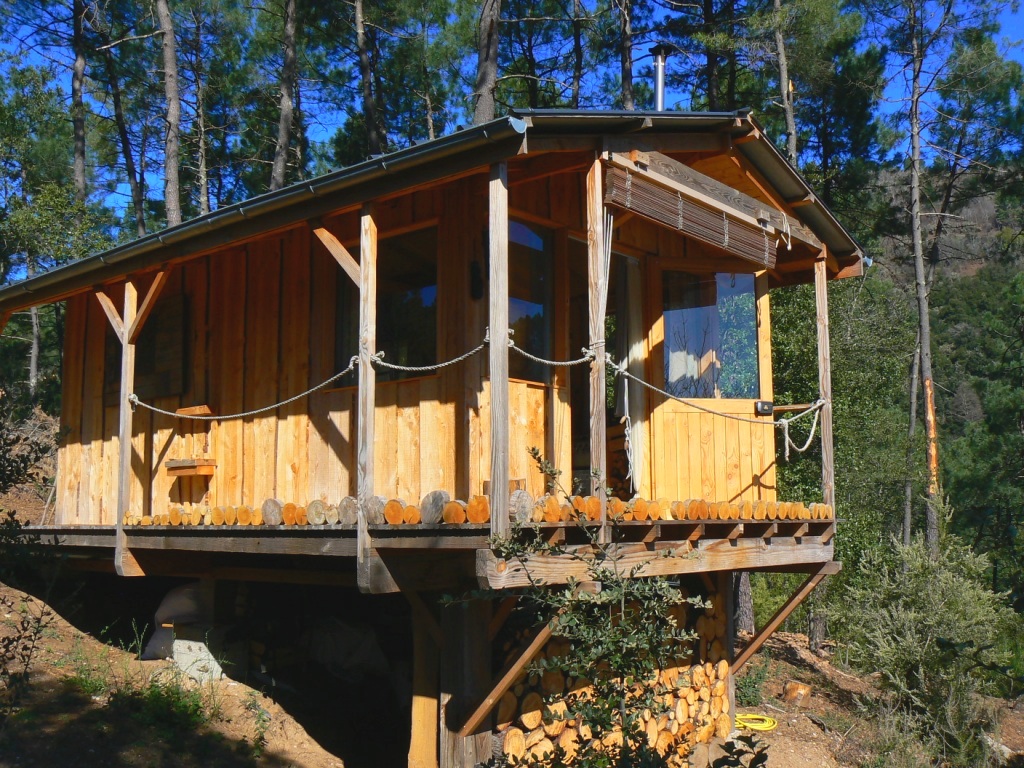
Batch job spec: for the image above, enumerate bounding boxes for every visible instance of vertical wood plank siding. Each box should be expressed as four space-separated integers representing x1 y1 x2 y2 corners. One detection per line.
54 167 781 524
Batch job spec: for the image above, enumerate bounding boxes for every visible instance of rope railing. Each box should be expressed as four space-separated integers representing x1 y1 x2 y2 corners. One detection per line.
128 333 827 467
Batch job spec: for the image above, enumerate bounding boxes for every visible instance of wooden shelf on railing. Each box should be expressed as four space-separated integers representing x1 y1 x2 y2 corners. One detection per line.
165 458 217 477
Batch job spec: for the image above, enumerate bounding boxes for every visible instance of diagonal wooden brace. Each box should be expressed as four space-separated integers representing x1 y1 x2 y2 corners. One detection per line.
731 560 841 674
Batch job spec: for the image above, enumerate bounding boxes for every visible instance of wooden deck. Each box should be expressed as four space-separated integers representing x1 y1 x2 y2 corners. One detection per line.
27 518 836 592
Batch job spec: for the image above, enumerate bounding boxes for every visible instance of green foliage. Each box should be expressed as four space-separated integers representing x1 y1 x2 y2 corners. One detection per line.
835 530 1013 766
734 659 771 708
243 690 271 758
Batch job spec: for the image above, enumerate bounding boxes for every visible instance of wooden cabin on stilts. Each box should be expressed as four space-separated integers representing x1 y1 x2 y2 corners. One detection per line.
0 110 862 767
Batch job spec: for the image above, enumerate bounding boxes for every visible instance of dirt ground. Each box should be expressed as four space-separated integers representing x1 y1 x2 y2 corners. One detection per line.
0 580 345 768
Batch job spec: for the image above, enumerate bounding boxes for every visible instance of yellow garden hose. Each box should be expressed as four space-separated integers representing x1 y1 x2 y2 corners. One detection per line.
735 713 778 731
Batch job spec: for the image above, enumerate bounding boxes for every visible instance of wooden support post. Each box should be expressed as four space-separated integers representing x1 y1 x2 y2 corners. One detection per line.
489 162 510 539
732 561 840 674
98 271 167 577
719 570 736 721
115 282 139 576
357 205 378 584
410 597 440 768
586 156 608 540
0 310 10 337
814 254 835 510
440 599 492 768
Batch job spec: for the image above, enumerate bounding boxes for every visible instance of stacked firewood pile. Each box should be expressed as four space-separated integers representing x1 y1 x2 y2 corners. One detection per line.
124 490 831 527
496 593 732 765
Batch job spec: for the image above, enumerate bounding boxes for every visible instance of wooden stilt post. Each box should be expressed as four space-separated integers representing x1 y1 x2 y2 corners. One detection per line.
489 162 510 539
357 205 378 586
814 254 835 510
586 156 608 540
718 570 737 721
439 599 492 768
410 597 440 768
0 310 11 337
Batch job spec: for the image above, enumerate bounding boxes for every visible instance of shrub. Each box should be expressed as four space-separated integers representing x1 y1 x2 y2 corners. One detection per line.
834 533 1013 767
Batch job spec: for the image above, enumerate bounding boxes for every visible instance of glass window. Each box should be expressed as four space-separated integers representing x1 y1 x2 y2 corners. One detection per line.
508 221 553 383
336 227 438 382
663 271 758 399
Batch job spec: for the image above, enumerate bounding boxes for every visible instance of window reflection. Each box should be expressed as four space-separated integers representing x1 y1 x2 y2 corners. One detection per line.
508 221 553 383
663 271 758 399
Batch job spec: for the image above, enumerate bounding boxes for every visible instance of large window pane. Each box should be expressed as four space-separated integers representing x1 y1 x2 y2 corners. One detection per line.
336 227 438 382
663 271 758 399
508 221 553 383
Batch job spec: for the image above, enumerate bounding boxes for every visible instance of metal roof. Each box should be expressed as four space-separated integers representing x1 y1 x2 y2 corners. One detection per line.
0 109 861 314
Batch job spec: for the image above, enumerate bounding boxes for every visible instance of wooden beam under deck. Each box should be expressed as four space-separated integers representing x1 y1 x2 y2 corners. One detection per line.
478 536 836 590
732 561 841 674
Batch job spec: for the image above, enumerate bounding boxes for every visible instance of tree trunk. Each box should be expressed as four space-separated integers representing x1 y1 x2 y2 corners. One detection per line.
617 0 634 110
571 0 583 108
156 0 182 226
734 572 754 635
703 0 720 110
72 0 87 205
472 0 502 124
904 336 921 545
100 44 147 237
909 16 940 553
355 0 382 156
774 0 798 165
270 0 297 191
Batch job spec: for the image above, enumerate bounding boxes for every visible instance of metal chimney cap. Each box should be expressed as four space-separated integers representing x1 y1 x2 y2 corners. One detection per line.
650 44 673 58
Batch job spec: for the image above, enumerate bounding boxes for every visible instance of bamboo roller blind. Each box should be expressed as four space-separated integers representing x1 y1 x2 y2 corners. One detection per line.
604 166 778 270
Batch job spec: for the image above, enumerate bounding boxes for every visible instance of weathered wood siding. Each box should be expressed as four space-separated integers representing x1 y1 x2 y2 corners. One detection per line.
56 177 573 524
54 159 780 526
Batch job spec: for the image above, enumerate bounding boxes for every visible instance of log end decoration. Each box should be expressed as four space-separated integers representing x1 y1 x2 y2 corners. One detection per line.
295 505 308 525
419 489 450 525
282 502 298 526
632 497 649 521
210 506 226 526
139 515 153 526
224 505 238 525
324 504 340 525
383 498 406 525
250 505 264 526
261 498 284 526
509 489 534 523
402 504 421 525
306 499 327 525
584 495 602 521
338 496 359 526
365 495 387 525
168 506 183 526
442 499 468 525
467 494 491 524
542 495 562 524
236 505 253 526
